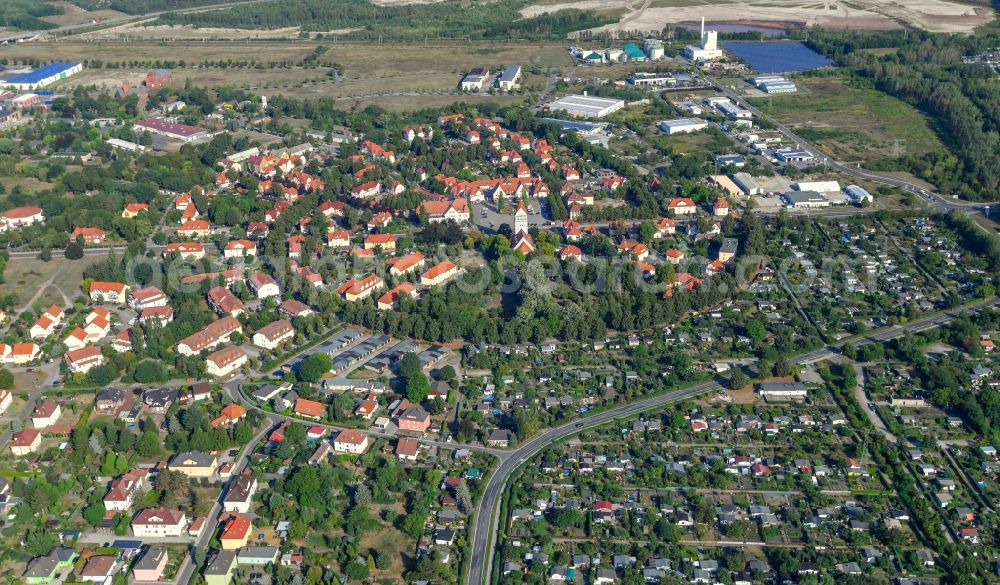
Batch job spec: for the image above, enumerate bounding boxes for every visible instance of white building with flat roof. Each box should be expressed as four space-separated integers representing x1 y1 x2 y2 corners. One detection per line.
794 180 841 193
659 118 708 135
775 148 814 163
844 185 873 205
495 65 522 91
716 101 752 119
759 80 797 93
783 191 830 209
628 72 676 86
733 172 763 196
547 94 625 119
107 138 145 152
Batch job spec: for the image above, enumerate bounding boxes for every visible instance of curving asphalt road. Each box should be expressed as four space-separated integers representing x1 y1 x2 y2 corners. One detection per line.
466 296 1000 585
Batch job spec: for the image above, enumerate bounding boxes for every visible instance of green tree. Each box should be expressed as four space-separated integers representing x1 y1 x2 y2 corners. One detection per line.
346 560 369 581
24 527 58 556
513 409 538 439
438 365 456 382
114 452 129 473
284 422 307 446
138 429 162 458
134 360 166 383
297 353 332 382
233 421 254 444
101 451 117 475
65 241 84 260
638 220 656 243
398 352 421 379
0 368 13 389
551 507 583 528
406 371 430 403
83 499 106 526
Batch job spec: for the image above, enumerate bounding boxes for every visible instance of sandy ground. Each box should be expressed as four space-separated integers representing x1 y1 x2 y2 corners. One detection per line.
524 0 993 34
78 23 310 40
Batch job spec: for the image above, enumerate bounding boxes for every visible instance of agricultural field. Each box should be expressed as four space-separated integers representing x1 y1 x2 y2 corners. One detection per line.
747 75 947 165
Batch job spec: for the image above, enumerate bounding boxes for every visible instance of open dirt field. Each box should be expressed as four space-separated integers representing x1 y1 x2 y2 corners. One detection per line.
0 177 54 195
81 23 310 40
12 370 50 392
331 92 523 111
62 66 326 91
523 0 993 33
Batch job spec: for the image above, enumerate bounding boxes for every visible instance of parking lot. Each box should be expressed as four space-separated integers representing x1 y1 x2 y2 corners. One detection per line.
471 200 550 234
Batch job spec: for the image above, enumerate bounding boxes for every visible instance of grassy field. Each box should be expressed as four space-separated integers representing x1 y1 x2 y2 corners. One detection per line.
1 40 571 74
4 255 102 309
747 75 946 163
0 40 317 65
66 66 327 90
10 40 568 110
0 177 54 195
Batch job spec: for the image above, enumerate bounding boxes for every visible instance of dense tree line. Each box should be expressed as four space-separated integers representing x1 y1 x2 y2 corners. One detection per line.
156 0 612 41
0 0 62 31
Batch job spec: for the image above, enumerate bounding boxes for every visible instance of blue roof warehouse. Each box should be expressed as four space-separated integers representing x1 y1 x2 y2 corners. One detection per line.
0 62 83 91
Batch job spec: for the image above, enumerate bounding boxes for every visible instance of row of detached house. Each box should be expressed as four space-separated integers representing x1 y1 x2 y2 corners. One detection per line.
9 382 214 456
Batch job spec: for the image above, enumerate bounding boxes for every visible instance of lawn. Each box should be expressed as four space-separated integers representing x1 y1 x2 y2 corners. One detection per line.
4 255 102 309
747 75 947 163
